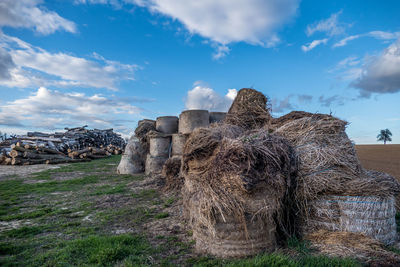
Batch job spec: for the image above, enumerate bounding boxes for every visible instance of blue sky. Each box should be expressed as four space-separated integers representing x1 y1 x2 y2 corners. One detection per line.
0 0 399 143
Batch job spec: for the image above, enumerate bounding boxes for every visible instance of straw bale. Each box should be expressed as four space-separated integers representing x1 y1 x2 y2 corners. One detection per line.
224 88 271 130
306 230 400 265
274 115 363 201
161 156 183 191
117 136 145 174
303 195 397 245
134 119 156 152
182 127 296 257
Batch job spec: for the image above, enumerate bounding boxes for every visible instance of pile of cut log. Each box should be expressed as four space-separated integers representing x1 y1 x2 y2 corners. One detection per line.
0 126 125 166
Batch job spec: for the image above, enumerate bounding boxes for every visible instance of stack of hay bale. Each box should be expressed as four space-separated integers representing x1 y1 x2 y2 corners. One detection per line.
180 88 399 258
274 111 400 245
182 89 297 257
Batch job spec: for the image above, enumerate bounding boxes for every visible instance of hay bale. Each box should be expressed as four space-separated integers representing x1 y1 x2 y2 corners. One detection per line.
274 114 363 201
171 134 187 156
161 156 183 191
149 135 172 157
304 195 397 245
306 230 400 265
117 136 145 174
224 88 271 130
156 116 179 134
209 112 226 123
145 154 167 176
182 127 296 257
134 119 156 152
179 110 209 134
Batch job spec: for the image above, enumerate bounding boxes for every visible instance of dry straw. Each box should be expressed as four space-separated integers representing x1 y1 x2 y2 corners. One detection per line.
306 230 400 265
224 88 271 130
161 156 183 191
182 120 296 257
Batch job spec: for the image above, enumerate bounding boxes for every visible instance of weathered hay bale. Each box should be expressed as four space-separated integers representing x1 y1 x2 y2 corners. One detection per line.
182 127 296 257
161 156 183 191
224 88 271 130
186 182 278 258
171 134 187 156
149 135 172 157
179 110 209 134
145 154 167 176
306 230 400 265
304 195 397 245
209 112 226 124
156 116 179 134
274 114 363 201
117 136 145 174
134 119 156 152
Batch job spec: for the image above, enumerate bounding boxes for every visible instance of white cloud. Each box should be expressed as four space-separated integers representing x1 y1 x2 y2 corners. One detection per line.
76 0 300 58
301 38 328 52
271 96 295 113
185 82 237 111
0 34 139 90
0 0 76 35
0 87 142 133
333 31 400 48
0 47 15 80
306 11 346 37
351 38 400 97
212 45 230 60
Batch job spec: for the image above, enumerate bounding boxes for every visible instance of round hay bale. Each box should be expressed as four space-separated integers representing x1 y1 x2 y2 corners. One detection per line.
179 110 209 134
182 127 296 257
224 88 271 130
304 195 397 245
156 116 178 134
117 137 145 174
145 154 167 176
209 112 226 123
274 115 363 201
149 135 172 157
161 156 183 191
134 119 156 152
171 134 187 156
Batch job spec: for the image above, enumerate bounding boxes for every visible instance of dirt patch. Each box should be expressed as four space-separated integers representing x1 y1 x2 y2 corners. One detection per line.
0 164 67 180
356 144 400 180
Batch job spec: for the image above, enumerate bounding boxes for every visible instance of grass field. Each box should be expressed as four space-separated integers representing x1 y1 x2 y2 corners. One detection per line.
356 144 400 180
0 155 395 266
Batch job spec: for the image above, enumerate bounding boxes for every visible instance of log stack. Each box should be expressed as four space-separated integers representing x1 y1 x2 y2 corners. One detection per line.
0 126 125 166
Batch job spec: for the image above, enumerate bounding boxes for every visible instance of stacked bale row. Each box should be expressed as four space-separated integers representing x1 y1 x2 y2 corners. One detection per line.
119 109 227 179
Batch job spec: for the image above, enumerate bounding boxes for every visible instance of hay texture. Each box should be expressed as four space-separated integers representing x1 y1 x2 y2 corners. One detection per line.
134 119 156 153
182 125 296 257
274 113 363 201
224 88 271 130
306 230 400 265
304 195 397 245
161 156 183 191
117 136 145 174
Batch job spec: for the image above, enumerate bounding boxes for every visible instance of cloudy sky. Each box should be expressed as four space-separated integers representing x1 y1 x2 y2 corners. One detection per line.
0 0 399 143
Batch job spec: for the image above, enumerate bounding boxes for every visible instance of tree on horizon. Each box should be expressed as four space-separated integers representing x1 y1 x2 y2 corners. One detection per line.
377 129 392 144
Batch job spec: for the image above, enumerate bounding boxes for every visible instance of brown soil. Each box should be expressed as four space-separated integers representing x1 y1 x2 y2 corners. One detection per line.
356 144 400 180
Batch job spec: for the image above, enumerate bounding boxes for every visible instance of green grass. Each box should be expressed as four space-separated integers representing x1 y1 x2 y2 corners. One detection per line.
0 155 378 266
33 234 153 266
92 184 126 195
189 253 360 267
2 226 47 239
